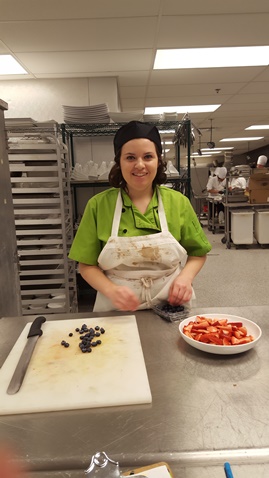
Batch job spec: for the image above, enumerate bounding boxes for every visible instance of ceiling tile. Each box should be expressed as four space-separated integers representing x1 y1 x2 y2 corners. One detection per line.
15 50 152 74
0 0 160 20
157 14 269 48
162 0 269 15
0 18 158 51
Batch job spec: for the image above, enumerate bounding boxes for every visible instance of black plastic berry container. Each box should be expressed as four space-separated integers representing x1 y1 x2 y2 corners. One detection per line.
152 302 190 322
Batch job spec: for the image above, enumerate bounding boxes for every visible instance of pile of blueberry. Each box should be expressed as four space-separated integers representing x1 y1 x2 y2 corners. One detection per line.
60 323 105 353
159 304 185 313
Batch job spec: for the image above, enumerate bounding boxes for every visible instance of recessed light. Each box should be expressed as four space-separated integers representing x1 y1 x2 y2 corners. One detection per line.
220 137 264 142
245 125 269 130
154 46 269 69
0 55 27 75
145 105 220 114
201 147 234 151
189 154 212 158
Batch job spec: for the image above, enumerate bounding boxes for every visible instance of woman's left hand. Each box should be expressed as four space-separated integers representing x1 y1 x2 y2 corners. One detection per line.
168 256 207 305
168 276 193 306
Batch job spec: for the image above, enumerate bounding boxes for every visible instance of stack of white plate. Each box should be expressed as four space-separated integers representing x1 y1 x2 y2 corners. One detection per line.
5 117 37 128
47 294 66 309
109 111 144 123
143 113 163 122
63 103 110 124
70 168 89 181
163 112 178 121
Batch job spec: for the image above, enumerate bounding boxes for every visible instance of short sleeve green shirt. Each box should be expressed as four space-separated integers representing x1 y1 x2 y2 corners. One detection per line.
68 186 212 265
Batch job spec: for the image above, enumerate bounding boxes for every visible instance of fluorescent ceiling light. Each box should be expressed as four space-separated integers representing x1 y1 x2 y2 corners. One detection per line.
154 46 269 69
192 152 215 156
159 129 175 133
0 55 27 75
199 151 221 154
220 137 264 142
189 154 212 158
145 105 220 114
162 141 173 144
164 149 170 153
245 125 269 130
201 147 234 151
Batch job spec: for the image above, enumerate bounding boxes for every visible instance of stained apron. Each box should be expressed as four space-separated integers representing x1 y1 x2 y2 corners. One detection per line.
93 189 194 312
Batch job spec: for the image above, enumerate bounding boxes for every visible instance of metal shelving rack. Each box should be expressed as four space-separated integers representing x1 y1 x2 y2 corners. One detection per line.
7 125 78 315
61 120 192 221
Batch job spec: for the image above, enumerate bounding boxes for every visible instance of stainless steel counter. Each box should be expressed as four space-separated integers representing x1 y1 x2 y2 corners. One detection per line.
1 306 269 477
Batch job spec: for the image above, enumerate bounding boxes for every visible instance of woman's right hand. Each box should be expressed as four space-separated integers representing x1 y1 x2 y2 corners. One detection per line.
79 263 140 311
108 286 140 311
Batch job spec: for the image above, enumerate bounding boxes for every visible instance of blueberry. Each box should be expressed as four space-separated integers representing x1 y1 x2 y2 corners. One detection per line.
64 343 70 348
69 333 73 337
100 327 105 334
96 340 102 345
95 332 101 337
95 326 100 331
61 340 66 346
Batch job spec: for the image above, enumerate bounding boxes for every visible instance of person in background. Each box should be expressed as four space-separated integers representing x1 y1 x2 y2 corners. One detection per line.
206 166 227 224
228 167 247 191
69 121 212 312
256 155 268 168
246 155 268 191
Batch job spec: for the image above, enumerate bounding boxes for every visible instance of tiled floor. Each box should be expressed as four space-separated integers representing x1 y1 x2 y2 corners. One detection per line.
77 221 269 312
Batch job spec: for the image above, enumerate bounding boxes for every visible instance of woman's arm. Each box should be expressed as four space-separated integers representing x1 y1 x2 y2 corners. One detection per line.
168 255 207 305
79 263 140 311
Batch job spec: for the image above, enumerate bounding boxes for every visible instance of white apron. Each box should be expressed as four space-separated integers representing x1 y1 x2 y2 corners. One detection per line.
93 189 194 312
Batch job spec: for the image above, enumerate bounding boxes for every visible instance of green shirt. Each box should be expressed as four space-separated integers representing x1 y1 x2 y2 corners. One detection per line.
68 186 212 265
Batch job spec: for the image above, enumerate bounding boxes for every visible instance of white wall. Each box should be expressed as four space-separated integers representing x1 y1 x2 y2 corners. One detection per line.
1 77 119 121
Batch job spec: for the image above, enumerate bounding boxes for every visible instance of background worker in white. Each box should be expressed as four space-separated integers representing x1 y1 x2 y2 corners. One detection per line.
206 167 227 223
256 155 268 168
246 154 268 191
228 168 247 191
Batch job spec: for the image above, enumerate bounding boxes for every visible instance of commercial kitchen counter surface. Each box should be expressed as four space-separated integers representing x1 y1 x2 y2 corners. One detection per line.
0 306 268 478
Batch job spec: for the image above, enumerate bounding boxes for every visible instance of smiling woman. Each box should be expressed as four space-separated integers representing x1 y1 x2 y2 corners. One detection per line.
68 121 212 313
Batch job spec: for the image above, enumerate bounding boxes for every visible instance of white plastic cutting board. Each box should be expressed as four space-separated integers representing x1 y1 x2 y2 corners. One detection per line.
0 315 152 415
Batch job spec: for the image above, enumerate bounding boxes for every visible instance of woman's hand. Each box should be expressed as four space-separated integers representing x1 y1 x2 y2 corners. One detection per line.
168 256 207 306
168 276 193 306
108 286 140 311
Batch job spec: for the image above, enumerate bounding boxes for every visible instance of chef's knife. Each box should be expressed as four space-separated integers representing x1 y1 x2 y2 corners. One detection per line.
7 315 46 395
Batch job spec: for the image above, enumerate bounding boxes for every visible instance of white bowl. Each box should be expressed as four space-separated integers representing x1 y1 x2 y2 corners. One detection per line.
179 314 262 355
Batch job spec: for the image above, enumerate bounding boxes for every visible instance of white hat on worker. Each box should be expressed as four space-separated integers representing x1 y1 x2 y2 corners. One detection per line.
217 167 227 180
257 155 268 166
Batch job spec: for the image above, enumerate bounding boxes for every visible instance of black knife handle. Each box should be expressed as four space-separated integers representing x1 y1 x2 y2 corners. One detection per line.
27 316 46 338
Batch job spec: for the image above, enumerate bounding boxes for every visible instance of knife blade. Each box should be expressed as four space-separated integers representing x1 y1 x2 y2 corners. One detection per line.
7 315 46 395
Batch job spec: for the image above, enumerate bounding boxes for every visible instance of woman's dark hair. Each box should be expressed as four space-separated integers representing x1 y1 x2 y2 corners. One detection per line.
108 145 167 190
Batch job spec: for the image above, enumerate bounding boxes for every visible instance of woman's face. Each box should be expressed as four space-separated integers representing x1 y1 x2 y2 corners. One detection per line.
119 138 159 193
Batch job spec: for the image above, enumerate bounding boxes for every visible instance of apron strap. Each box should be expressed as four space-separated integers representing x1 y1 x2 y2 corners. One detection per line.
157 188 168 232
140 277 153 308
111 188 169 237
111 191 124 237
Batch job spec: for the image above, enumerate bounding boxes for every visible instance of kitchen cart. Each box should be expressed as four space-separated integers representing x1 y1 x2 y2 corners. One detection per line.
221 201 269 248
6 122 77 314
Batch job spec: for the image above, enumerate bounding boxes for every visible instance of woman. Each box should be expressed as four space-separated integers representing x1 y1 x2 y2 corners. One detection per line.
69 121 211 312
